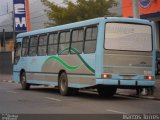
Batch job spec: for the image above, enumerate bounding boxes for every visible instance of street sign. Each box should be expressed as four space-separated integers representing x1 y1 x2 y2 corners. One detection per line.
13 0 27 32
139 0 153 9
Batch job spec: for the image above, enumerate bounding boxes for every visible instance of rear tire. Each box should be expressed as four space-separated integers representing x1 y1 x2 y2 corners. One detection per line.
97 85 117 98
20 72 30 90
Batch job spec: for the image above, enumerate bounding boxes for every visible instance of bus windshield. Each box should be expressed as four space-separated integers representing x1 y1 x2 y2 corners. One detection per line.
105 23 152 51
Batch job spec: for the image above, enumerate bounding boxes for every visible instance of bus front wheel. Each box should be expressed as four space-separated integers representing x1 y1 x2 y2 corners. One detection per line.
20 72 30 90
97 85 117 97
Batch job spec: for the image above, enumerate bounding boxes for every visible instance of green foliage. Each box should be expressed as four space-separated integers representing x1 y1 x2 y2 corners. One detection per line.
41 0 117 26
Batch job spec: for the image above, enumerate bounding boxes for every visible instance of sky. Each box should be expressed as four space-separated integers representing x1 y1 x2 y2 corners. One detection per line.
0 0 13 31
0 0 121 32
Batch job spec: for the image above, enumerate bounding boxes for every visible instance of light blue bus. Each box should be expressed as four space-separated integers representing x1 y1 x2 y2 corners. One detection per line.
13 17 156 97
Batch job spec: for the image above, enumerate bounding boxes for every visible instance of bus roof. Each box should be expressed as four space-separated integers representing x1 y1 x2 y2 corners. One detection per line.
16 17 152 38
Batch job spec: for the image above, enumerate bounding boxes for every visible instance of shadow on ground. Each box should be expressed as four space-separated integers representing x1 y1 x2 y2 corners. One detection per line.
16 86 140 101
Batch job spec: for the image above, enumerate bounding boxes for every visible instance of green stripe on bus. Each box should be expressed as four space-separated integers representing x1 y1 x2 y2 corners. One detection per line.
70 48 95 73
44 56 81 71
59 48 95 73
44 48 95 73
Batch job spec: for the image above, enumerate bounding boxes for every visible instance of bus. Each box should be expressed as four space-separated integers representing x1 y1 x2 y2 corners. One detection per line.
13 17 156 97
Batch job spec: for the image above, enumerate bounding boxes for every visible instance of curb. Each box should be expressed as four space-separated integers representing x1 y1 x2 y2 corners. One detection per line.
116 93 160 101
8 80 15 83
0 80 15 83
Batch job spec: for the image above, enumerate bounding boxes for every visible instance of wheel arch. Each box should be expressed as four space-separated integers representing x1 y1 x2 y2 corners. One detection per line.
20 69 26 82
58 69 66 78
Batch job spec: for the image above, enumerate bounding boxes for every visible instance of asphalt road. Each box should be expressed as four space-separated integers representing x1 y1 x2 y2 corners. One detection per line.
0 81 160 114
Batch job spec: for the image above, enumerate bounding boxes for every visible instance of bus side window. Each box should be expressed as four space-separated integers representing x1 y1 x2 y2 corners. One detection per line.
14 42 21 64
84 26 98 53
22 37 29 56
48 33 58 55
38 34 47 56
29 36 38 56
71 28 84 54
58 31 70 55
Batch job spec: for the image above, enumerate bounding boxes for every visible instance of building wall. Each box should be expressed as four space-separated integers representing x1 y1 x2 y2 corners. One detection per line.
122 0 132 17
109 0 122 17
0 39 14 52
122 0 160 18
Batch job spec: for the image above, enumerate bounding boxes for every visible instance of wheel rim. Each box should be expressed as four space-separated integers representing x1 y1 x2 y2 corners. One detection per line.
60 74 67 92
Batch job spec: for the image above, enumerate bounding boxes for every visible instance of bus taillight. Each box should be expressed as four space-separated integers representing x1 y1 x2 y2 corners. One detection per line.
144 76 154 80
101 74 112 79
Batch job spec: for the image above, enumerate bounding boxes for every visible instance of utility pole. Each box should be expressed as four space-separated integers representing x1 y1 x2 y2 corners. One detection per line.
7 3 9 13
12 9 16 45
132 0 140 18
3 29 5 47
1 29 6 51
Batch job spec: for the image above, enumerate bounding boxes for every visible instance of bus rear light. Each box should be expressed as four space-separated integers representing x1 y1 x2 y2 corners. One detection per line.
101 74 112 79
144 76 154 80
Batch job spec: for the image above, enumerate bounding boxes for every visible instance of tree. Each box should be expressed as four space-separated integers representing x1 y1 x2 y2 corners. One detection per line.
41 0 117 26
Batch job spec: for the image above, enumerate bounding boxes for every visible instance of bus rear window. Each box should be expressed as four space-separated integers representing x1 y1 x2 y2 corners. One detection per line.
105 23 152 51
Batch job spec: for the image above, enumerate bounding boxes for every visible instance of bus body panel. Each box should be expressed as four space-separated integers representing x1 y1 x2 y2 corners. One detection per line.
95 18 155 88
13 54 96 88
96 79 155 87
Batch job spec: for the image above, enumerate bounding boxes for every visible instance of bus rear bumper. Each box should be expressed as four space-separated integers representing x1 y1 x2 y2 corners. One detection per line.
96 79 155 87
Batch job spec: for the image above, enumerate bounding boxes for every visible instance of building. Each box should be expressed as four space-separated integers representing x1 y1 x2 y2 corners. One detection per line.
0 32 14 52
122 0 160 50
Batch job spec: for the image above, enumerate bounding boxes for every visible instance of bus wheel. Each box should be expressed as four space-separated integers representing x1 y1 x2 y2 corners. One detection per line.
59 72 70 96
20 72 30 90
97 85 117 98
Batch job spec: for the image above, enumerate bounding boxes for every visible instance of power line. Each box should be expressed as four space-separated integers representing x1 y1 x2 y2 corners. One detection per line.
0 0 129 31
0 11 12 17
0 2 13 15
0 27 12 31
30 13 47 19
30 9 45 15
31 20 47 25
28 0 125 18
0 23 12 28
109 5 131 11
28 1 67 20
29 0 38 5
31 19 48 23
29 0 68 15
